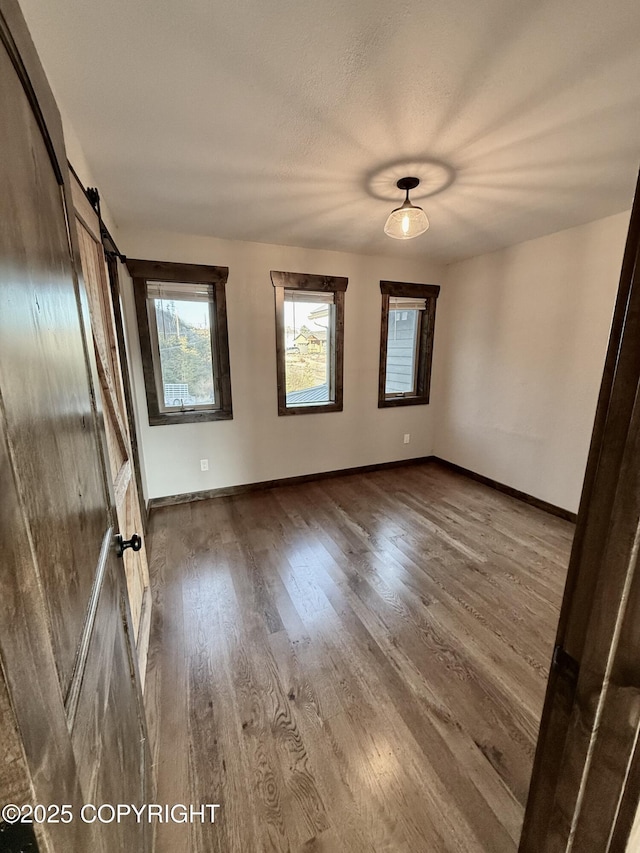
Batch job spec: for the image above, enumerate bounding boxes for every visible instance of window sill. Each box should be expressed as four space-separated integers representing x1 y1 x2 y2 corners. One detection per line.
278 401 343 416
148 409 233 426
378 396 430 409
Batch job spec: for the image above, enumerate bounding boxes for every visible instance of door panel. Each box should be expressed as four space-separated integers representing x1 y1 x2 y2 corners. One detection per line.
0 412 89 853
0 3 151 851
71 559 146 852
72 176 151 654
69 554 119 800
97 596 151 853
0 26 107 694
106 253 149 535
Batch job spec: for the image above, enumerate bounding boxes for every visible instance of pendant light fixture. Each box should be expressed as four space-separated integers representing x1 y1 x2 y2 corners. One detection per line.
384 176 429 240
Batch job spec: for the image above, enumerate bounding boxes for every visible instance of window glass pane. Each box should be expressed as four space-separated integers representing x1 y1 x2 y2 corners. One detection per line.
386 308 420 395
284 290 334 406
150 295 216 408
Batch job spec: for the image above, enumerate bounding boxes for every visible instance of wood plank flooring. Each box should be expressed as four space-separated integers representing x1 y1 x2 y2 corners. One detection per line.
145 461 573 852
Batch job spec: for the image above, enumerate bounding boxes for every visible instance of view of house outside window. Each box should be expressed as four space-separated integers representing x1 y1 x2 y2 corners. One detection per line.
385 298 424 396
283 290 334 406
151 295 216 408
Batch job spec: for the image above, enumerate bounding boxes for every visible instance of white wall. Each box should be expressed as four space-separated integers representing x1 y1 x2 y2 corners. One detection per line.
117 228 444 500
433 212 630 514
57 104 119 237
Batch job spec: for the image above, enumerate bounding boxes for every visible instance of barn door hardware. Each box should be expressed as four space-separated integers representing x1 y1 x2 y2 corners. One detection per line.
115 533 142 558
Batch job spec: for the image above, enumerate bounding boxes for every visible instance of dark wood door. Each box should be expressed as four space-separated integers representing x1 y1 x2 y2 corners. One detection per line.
0 2 150 851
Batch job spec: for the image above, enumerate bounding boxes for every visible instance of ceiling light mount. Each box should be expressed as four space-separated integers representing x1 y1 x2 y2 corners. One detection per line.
384 176 430 240
396 176 420 193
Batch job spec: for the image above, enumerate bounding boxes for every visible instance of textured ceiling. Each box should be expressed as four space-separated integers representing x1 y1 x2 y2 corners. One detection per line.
19 0 640 262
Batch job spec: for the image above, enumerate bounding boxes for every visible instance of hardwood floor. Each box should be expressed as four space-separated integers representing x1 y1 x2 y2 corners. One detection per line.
145 461 573 852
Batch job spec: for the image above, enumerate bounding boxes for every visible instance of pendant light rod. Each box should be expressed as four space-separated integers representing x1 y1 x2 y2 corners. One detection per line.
397 176 420 205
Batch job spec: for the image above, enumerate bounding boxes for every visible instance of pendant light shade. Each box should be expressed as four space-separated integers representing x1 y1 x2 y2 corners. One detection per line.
384 177 429 240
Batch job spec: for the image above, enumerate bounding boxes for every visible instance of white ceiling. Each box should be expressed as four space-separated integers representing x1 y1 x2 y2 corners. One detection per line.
19 0 640 262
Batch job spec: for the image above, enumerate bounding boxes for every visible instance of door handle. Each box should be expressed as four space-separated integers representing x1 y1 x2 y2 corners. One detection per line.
115 533 142 558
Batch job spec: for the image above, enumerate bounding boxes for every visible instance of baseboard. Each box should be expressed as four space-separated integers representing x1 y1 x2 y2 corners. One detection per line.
431 456 577 523
147 454 578 523
148 455 436 511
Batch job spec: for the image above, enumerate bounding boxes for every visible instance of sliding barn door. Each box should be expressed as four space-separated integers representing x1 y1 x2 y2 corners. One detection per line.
521 174 640 851
71 174 151 681
0 2 150 851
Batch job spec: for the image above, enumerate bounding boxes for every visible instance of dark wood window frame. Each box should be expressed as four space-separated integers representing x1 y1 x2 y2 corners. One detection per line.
378 280 440 408
271 270 348 416
127 258 232 426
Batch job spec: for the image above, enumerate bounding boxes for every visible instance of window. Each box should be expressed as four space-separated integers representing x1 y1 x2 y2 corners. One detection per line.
378 280 440 408
127 259 232 425
271 270 348 415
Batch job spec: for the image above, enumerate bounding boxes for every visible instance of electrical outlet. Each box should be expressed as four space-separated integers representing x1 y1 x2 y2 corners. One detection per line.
200 459 209 471
403 434 411 444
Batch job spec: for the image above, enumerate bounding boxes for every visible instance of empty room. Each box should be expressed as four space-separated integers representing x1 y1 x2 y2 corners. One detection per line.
1 0 640 851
